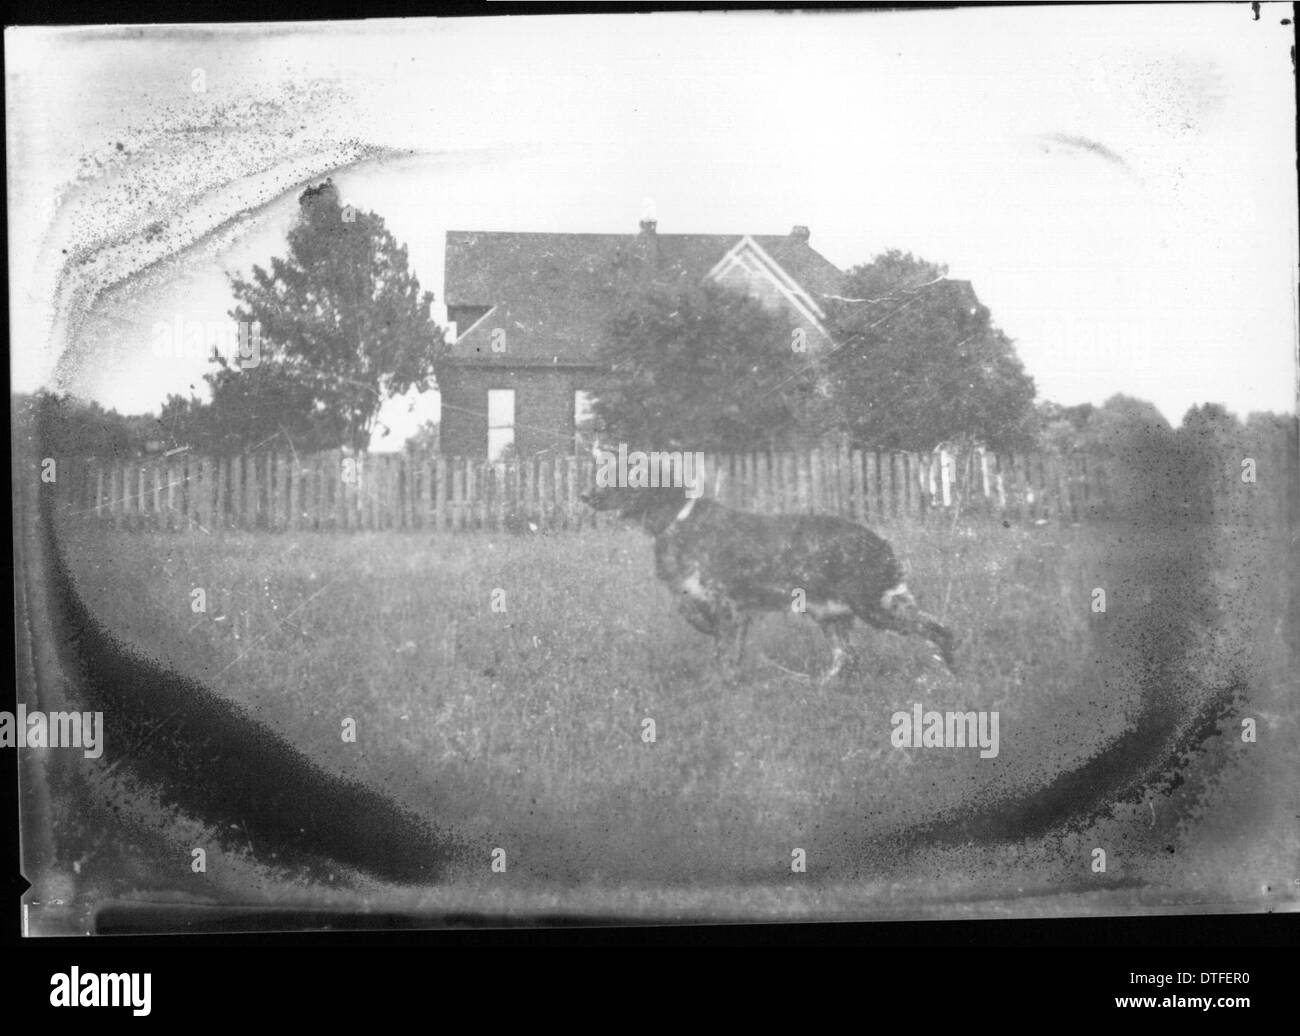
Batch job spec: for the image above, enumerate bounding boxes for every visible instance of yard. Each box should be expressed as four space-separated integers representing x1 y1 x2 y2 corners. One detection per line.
43 509 1294 922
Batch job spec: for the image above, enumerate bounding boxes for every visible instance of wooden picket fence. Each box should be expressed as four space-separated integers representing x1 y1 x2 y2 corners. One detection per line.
48 445 1120 534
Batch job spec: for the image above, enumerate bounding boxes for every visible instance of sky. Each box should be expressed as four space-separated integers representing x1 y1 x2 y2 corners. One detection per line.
6 6 1297 451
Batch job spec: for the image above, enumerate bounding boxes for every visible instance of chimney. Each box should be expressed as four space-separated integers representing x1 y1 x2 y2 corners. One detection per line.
790 225 810 244
639 218 658 276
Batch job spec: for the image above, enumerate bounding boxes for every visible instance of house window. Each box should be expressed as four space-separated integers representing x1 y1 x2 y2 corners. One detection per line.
487 389 515 461
574 389 601 455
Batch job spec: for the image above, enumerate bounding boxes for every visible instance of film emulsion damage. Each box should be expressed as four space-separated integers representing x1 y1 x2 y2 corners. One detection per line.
8 9 1297 932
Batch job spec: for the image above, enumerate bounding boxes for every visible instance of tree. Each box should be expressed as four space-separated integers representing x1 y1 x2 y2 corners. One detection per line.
28 391 149 458
1035 399 1096 455
594 279 817 452
821 250 1037 451
218 180 445 454
403 419 440 456
1036 394 1172 457
1180 402 1241 447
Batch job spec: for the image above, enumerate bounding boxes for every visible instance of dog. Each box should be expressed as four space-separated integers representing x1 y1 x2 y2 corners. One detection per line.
581 483 956 681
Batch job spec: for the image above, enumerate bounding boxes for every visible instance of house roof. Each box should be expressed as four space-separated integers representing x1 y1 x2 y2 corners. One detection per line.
444 227 845 365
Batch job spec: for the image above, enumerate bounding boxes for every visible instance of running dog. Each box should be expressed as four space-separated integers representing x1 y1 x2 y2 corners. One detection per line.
582 483 956 681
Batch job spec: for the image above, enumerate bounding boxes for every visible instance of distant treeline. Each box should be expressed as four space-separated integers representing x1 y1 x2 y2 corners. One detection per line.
23 388 1293 468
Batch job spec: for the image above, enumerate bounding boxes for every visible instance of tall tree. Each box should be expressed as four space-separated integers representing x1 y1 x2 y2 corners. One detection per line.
218 180 445 454
594 279 816 452
821 250 1037 451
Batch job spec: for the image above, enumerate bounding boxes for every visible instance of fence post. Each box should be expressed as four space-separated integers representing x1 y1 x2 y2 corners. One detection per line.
120 462 133 528
400 453 412 530
916 452 930 521
463 457 475 531
389 454 401 529
900 453 914 518
165 460 178 530
887 452 899 518
523 456 536 528
420 456 432 530
380 454 392 530
312 453 323 531
366 454 380 531
446 457 458 531
192 457 205 530
314 452 326 531
1016 454 1031 520
284 454 298 531
550 456 561 528
849 449 864 522
464 459 478 531
978 450 992 517
329 452 342 531
151 462 163 528
811 448 826 515
859 452 872 520
264 451 277 530
1053 455 1069 523
562 456 575 530
433 456 447 532
894 453 906 518
242 453 256 530
226 455 239 532
492 461 504 532
342 453 355 531
386 454 397 530
213 457 226 531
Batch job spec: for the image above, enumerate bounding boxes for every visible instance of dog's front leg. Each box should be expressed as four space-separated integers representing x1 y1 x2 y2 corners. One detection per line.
730 614 751 673
818 617 854 684
714 605 748 683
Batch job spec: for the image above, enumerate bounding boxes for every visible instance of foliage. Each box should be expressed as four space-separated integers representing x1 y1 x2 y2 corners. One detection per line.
27 390 161 459
593 279 816 451
403 419 441 456
214 180 445 454
821 250 1038 451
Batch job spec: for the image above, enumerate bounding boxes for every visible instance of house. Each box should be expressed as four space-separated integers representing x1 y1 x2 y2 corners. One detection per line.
439 221 845 459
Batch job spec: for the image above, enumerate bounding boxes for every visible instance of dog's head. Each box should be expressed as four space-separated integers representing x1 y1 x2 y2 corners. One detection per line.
580 484 690 528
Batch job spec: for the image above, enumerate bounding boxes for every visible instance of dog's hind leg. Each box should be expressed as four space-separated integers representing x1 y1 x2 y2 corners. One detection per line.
858 585 957 672
677 597 718 636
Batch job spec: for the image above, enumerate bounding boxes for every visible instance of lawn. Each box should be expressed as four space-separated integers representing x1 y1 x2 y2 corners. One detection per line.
43 508 1295 921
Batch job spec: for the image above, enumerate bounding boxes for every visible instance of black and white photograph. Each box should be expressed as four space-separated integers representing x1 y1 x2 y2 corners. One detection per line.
7 5 1297 939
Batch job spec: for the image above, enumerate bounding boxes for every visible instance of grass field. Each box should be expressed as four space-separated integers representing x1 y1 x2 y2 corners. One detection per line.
46 507 1296 920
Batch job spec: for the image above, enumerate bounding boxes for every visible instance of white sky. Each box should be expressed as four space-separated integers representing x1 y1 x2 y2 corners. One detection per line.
6 6 1297 450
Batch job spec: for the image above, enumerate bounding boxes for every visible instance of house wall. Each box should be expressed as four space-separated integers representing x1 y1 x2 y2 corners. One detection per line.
439 365 606 458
